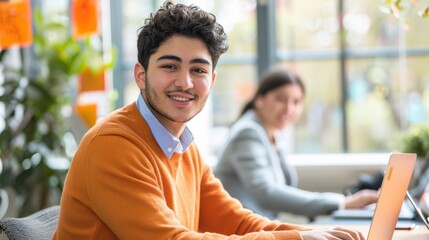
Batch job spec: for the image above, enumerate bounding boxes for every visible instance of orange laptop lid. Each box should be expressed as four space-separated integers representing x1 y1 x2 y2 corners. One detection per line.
367 152 416 240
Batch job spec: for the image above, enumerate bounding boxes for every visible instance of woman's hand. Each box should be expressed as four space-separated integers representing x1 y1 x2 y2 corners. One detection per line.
300 226 365 240
344 189 379 209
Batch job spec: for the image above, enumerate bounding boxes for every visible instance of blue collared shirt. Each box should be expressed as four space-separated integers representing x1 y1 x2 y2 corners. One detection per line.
136 94 194 159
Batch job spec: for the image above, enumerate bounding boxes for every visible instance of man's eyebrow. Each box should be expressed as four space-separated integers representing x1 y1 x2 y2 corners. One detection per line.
190 58 211 66
157 55 211 66
157 55 181 62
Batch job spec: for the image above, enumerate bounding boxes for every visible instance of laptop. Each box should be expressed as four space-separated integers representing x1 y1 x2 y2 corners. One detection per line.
366 152 416 239
332 153 419 221
406 191 429 230
332 202 415 220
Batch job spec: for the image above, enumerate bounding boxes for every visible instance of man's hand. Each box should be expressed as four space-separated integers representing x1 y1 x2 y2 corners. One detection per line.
300 227 365 240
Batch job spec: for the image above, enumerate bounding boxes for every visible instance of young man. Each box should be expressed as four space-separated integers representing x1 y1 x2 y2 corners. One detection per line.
53 1 364 239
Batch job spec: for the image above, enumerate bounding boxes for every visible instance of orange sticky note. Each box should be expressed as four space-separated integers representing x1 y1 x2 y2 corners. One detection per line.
76 103 97 127
79 68 105 93
71 0 100 40
0 0 33 49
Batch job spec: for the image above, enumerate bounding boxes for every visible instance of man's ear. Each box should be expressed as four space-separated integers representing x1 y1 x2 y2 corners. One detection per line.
211 71 217 86
134 63 146 90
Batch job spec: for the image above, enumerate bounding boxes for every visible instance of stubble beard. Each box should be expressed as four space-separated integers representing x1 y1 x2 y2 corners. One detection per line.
143 77 209 124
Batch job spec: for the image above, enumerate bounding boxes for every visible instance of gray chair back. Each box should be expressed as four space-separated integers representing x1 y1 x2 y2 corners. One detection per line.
0 189 8 220
0 205 60 240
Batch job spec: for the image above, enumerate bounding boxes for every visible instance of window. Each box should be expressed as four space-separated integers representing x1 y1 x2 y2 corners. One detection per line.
112 0 429 156
276 0 429 153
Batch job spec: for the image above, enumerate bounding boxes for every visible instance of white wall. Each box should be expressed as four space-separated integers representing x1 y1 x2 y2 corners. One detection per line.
289 153 390 193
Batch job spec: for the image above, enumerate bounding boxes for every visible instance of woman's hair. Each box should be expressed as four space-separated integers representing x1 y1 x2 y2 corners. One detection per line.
239 67 305 117
137 1 229 71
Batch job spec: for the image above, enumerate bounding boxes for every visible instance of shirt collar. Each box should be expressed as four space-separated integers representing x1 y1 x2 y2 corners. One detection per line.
136 94 194 158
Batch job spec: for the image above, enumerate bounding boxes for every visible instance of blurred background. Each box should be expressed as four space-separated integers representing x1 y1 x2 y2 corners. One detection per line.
115 0 429 156
1 0 429 220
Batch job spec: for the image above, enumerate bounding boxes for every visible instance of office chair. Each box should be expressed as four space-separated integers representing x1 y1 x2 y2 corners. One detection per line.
0 205 60 240
0 189 9 220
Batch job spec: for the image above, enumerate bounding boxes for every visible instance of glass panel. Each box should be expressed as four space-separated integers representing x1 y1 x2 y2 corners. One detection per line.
346 58 399 152
345 0 429 48
346 56 429 152
404 4 429 46
124 69 139 105
277 60 343 153
276 0 339 50
213 0 257 56
122 0 155 62
212 64 257 126
344 0 399 48
40 0 68 15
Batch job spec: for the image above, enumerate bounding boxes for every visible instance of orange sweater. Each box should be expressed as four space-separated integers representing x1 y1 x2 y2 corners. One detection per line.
53 103 306 239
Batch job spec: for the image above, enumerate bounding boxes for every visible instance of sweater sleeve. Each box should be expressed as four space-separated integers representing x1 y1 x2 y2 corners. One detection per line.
228 128 344 218
198 162 308 239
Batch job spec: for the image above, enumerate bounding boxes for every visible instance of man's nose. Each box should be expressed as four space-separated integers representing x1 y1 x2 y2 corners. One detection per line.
175 71 193 89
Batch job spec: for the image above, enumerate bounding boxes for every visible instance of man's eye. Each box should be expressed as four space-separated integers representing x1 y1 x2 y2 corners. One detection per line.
193 68 207 74
161 65 176 70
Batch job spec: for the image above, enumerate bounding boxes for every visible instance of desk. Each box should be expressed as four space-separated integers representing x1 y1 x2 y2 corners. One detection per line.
309 224 428 240
309 217 429 240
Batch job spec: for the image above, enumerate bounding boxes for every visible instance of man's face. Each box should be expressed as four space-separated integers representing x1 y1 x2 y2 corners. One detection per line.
134 35 216 134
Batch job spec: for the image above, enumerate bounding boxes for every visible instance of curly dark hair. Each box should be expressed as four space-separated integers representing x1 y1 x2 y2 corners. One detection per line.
137 1 229 71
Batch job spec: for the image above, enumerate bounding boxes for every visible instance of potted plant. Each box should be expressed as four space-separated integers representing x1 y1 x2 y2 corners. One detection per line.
399 125 429 160
397 124 429 197
0 9 114 217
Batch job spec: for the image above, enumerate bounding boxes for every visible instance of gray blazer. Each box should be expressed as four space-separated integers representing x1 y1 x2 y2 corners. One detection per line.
214 110 344 219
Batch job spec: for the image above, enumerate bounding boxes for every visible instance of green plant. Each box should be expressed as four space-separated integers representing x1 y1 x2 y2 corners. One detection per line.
398 125 429 160
381 0 429 18
380 0 429 30
0 9 114 216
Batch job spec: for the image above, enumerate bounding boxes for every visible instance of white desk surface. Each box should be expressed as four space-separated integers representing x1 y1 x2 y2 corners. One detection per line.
309 224 429 240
